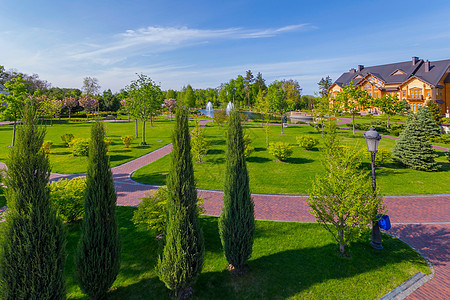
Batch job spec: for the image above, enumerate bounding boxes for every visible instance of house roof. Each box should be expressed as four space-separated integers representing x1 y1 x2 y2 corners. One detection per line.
331 58 450 90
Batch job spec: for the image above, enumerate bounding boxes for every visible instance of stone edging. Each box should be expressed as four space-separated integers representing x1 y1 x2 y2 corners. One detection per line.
379 272 433 300
378 231 435 300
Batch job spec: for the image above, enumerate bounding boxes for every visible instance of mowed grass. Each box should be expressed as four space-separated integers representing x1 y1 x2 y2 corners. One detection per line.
62 206 429 299
133 123 450 195
0 119 177 174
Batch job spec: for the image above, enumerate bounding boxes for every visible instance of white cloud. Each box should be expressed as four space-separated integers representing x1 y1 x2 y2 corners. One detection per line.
70 24 316 62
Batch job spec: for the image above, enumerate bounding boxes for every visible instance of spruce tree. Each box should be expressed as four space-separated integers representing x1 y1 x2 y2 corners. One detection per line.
76 121 121 299
417 106 441 138
158 107 204 298
393 113 438 171
0 105 66 299
218 109 255 273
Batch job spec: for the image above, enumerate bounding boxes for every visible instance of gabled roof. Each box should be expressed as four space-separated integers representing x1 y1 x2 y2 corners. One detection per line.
331 58 450 90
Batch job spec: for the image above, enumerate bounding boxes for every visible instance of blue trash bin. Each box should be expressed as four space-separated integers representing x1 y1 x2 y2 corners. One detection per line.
377 214 391 231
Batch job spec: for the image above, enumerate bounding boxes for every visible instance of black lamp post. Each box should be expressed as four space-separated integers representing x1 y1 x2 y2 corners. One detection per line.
364 127 383 250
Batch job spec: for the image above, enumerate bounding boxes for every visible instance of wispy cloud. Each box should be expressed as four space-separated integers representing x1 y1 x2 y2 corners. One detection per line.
70 24 316 61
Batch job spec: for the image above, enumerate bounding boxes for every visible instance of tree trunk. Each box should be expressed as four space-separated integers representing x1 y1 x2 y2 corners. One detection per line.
265 124 269 147
142 119 146 145
352 112 355 135
281 113 284 134
135 119 139 138
12 120 17 147
68 109 71 121
339 243 345 255
127 112 130 122
150 115 153 127
86 113 89 122
387 115 390 129
50 116 53 126
321 118 324 137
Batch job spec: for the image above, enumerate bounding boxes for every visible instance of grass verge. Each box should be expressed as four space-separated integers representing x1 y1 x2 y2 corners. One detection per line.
63 206 429 299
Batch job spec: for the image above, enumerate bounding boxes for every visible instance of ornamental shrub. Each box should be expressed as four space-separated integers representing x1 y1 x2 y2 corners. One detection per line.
268 142 293 161
41 140 53 154
61 133 74 146
370 148 392 166
393 113 438 171
0 105 66 298
132 186 205 235
158 107 204 298
49 177 86 223
296 135 319 150
308 128 384 255
417 106 441 138
191 121 208 163
76 122 120 299
431 134 450 144
69 138 90 156
219 109 255 273
121 135 133 148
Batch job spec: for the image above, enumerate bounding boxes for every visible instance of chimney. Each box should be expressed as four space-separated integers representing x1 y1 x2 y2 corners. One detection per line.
349 68 356 73
412 56 419 66
425 60 430 72
358 65 364 72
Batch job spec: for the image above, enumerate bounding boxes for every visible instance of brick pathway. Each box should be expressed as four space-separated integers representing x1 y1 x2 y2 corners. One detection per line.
1 118 449 299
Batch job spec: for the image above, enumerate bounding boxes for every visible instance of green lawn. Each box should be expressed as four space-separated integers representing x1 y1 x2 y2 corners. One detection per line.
133 123 450 195
0 119 177 174
62 206 429 299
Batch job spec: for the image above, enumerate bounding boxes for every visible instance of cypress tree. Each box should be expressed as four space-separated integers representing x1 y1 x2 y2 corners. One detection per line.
218 109 255 273
76 121 121 299
0 105 66 299
417 106 441 138
393 113 438 171
158 107 204 299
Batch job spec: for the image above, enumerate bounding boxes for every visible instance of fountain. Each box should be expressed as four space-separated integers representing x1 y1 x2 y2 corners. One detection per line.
206 101 213 111
226 102 234 114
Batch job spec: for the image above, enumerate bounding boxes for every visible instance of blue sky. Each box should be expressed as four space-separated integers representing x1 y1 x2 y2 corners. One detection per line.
1 0 450 95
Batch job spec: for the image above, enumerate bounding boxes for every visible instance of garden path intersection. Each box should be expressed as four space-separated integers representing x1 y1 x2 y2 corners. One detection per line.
0 118 449 299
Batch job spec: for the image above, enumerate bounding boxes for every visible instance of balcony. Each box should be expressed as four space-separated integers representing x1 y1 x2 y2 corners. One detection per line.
406 95 423 101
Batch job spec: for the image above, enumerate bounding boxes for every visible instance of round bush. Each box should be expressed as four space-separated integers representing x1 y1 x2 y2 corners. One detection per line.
49 177 86 223
296 135 319 150
69 138 90 156
268 142 293 162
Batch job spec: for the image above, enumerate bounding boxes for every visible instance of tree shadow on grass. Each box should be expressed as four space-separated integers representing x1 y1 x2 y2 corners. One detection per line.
206 157 225 164
109 154 133 163
208 139 226 146
284 157 314 165
194 237 422 299
67 215 428 299
109 149 132 153
254 147 266 152
247 156 271 163
207 149 225 155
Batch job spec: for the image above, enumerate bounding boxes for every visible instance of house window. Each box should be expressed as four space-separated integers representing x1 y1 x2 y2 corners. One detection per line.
402 91 406 97
374 91 379 98
426 90 430 97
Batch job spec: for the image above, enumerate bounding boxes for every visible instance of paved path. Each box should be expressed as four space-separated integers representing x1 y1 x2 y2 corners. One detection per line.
1 118 449 299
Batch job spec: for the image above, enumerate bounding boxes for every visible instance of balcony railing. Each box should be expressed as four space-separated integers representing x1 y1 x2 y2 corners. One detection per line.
407 95 423 101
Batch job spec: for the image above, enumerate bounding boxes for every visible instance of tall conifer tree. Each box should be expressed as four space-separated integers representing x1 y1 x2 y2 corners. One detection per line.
158 107 204 298
393 113 438 171
417 106 441 138
76 122 121 299
218 109 255 273
0 105 66 299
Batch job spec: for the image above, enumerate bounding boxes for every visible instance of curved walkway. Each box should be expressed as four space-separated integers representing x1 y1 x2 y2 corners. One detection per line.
0 118 449 299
